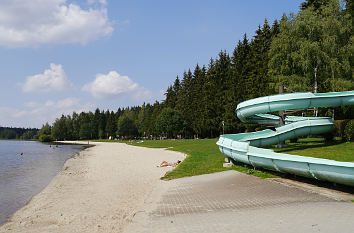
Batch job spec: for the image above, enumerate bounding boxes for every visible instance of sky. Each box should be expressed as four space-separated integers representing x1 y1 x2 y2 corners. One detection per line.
0 0 302 128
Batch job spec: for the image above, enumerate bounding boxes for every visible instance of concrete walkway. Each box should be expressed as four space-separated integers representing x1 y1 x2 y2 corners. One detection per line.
124 171 354 233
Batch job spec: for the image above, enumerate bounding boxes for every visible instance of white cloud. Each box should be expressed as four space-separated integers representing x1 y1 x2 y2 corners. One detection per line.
22 63 71 92
0 0 113 47
0 98 95 128
88 0 107 5
82 71 166 105
82 71 139 99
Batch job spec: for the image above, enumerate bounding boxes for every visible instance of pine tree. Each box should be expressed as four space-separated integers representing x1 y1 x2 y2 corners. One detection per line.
271 20 280 37
244 19 272 100
300 0 330 11
223 34 251 133
176 70 194 137
232 34 250 102
71 112 80 140
91 108 100 139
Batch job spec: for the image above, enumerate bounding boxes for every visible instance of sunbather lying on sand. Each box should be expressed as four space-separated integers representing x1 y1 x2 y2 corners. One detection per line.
157 160 181 167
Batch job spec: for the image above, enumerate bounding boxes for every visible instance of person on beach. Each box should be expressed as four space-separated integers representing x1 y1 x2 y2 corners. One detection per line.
157 160 181 167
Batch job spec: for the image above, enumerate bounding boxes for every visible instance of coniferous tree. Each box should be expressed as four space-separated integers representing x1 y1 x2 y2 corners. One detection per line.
156 108 184 138
105 111 117 138
79 112 91 139
43 0 353 139
71 112 80 140
176 70 194 136
300 0 329 11
164 85 175 108
245 20 272 100
190 64 207 137
224 35 250 133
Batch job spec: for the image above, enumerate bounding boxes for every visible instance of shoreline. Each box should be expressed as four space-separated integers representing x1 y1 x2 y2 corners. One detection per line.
0 140 87 226
0 141 185 233
0 142 93 229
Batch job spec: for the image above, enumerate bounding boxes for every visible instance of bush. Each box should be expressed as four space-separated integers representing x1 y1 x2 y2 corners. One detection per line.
323 132 335 142
333 120 349 138
39 134 53 142
290 138 298 143
344 119 354 142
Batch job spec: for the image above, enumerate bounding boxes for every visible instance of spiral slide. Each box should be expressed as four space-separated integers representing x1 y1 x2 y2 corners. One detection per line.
216 91 354 186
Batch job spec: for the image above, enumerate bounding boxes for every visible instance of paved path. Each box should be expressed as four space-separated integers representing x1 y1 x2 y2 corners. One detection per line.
124 171 354 233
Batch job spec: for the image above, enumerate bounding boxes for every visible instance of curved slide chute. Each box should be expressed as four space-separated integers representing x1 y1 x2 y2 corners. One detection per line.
216 91 354 187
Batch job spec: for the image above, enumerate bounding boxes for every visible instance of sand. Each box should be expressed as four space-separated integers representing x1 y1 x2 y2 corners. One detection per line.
0 142 185 233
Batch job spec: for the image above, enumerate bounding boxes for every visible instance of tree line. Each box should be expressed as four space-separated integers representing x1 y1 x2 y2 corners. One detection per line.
0 127 38 140
38 0 353 141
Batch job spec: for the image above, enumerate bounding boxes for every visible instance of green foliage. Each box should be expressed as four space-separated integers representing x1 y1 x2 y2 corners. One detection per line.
38 123 51 136
124 139 276 180
40 0 353 141
0 128 17 139
300 0 330 11
333 120 349 138
105 111 117 138
79 122 91 139
269 0 353 93
155 108 184 138
344 119 354 142
117 116 138 138
272 75 312 93
52 115 68 140
20 130 37 140
39 134 53 142
36 123 53 142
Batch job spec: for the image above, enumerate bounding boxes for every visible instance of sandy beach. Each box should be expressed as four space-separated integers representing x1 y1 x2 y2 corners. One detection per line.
0 142 185 233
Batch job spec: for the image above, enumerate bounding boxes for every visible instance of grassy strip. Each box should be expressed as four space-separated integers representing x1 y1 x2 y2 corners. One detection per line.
273 138 354 162
93 138 277 180
92 137 354 181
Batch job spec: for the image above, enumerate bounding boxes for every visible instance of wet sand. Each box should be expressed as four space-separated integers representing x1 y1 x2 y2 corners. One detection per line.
0 142 185 233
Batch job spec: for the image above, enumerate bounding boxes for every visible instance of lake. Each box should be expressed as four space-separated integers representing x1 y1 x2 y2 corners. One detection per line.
0 140 85 225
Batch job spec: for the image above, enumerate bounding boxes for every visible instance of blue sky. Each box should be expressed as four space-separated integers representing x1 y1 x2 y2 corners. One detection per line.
0 0 302 128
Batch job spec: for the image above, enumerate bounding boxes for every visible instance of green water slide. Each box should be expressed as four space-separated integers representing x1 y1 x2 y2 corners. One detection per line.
216 91 354 187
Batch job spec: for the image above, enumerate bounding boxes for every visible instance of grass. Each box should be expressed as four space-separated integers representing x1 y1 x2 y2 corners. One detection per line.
92 137 354 180
273 138 354 162
93 138 277 180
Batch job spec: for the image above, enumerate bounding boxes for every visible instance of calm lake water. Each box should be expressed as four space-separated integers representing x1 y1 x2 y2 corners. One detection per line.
0 140 84 225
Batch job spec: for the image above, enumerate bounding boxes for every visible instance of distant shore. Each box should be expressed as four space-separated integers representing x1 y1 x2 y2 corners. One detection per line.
0 141 185 233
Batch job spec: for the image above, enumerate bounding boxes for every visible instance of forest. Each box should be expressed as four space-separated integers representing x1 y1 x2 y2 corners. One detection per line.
0 127 38 140
32 0 353 141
